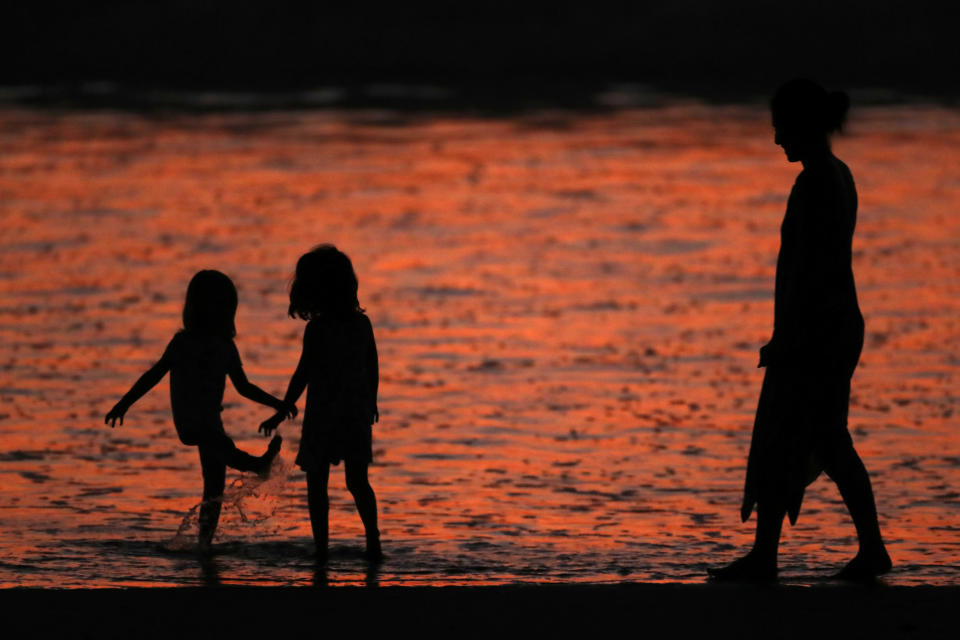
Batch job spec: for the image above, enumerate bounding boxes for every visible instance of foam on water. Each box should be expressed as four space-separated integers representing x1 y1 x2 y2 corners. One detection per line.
162 456 291 553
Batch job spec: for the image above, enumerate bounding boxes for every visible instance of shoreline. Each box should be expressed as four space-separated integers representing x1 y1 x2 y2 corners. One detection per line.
1 81 956 116
5 583 957 638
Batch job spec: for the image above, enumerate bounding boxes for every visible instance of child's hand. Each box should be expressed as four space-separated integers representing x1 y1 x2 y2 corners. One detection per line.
104 403 127 428
259 413 284 437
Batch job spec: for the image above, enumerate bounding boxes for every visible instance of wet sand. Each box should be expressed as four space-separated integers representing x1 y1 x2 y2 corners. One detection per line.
4 583 957 639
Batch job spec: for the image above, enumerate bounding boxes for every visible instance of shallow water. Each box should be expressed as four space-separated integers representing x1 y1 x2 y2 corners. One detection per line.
0 99 958 587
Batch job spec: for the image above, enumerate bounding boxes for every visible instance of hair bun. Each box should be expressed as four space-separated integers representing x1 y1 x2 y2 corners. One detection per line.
826 90 850 132
772 78 851 135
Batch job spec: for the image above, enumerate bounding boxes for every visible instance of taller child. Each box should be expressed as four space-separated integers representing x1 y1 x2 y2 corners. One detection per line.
260 245 381 561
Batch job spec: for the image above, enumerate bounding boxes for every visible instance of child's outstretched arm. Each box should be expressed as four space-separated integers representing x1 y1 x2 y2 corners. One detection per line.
259 327 312 436
104 354 171 427
258 367 306 436
228 362 297 418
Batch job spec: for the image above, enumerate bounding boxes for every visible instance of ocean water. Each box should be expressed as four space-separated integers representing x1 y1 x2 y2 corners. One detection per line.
0 97 958 587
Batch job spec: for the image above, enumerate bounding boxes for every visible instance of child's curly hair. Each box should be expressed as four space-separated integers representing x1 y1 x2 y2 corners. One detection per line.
288 244 363 320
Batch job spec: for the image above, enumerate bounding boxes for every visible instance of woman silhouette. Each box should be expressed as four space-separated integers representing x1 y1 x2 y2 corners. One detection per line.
710 79 891 581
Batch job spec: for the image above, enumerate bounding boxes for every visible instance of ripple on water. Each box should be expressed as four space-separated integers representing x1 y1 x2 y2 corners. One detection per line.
1 103 958 587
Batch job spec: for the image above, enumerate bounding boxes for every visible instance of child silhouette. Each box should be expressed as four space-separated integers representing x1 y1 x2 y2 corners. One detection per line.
260 245 381 562
105 270 295 552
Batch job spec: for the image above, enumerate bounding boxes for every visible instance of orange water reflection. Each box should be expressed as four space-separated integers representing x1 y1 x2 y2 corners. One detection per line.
0 103 958 587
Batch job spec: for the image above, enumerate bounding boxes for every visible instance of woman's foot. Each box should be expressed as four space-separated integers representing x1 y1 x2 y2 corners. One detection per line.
257 435 282 477
707 550 777 582
834 548 892 581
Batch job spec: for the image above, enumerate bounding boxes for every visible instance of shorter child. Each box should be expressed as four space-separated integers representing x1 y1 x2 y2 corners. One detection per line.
260 245 381 561
105 270 295 551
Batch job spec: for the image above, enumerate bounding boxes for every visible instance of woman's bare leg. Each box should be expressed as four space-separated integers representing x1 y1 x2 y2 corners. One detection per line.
709 499 783 581
821 434 891 578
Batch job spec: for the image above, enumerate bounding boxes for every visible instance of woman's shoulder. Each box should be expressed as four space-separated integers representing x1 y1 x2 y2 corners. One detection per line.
797 158 853 201
799 155 853 185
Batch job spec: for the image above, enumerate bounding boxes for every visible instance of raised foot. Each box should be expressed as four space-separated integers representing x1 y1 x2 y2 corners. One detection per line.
834 549 892 582
708 552 777 583
257 435 283 478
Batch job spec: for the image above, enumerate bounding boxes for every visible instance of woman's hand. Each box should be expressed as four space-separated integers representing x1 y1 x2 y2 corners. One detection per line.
281 400 298 420
104 403 127 428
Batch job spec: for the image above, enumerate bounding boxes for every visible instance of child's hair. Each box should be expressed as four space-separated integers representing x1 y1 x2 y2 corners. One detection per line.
771 78 850 135
182 270 238 338
288 244 363 320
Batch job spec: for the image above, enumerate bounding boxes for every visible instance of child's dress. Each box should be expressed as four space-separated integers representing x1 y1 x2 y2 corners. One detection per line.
295 312 379 470
740 156 864 525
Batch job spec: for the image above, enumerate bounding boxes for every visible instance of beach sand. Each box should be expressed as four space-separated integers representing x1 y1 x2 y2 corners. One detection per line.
4 583 957 639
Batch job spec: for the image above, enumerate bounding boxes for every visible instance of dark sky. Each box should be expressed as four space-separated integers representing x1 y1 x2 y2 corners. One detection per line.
5 1 957 97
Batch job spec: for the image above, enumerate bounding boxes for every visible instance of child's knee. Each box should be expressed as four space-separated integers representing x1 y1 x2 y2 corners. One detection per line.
345 472 370 496
346 478 367 496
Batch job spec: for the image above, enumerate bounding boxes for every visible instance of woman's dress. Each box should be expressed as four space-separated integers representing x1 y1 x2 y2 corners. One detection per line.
741 155 864 525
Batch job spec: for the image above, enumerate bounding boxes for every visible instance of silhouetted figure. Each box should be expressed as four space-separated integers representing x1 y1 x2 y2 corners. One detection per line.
709 79 891 582
260 245 382 562
105 270 295 552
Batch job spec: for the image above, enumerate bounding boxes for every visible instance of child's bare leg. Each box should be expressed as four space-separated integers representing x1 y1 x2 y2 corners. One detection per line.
198 445 226 551
345 460 381 560
307 467 330 558
218 432 282 476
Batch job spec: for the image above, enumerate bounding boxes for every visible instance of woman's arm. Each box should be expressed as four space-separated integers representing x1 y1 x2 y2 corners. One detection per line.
799 200 846 295
795 169 852 350
104 352 172 427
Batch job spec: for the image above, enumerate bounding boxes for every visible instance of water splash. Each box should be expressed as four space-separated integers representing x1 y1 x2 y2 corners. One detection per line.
163 455 290 552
